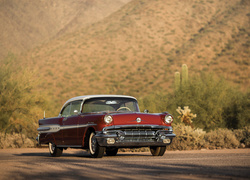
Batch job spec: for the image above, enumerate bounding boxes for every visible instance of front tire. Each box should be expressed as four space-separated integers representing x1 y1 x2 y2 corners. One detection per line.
106 148 118 156
150 146 166 156
49 142 63 157
89 132 105 158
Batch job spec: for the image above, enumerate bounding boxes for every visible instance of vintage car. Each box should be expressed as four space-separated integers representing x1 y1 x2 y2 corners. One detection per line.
37 95 176 158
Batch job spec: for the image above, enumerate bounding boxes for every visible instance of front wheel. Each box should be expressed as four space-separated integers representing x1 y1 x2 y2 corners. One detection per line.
150 146 166 156
89 132 105 158
49 142 63 157
106 148 118 156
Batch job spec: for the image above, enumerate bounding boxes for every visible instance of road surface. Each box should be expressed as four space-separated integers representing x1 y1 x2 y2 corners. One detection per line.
0 148 249 179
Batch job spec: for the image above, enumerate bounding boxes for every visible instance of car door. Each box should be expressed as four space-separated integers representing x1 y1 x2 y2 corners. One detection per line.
61 100 82 146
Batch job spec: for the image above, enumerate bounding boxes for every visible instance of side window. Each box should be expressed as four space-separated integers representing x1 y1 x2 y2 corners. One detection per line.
61 104 71 117
70 100 82 115
61 100 82 117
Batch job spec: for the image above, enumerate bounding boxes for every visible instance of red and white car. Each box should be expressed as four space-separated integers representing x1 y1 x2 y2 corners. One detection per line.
37 95 175 158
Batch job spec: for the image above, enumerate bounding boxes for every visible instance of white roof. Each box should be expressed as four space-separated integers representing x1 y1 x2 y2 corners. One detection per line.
63 94 137 107
58 95 138 116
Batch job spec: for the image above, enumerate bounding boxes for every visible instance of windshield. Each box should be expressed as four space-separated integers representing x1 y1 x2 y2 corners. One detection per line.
82 97 139 113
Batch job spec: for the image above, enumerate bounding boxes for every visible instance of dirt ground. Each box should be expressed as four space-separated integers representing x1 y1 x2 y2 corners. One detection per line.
0 148 249 179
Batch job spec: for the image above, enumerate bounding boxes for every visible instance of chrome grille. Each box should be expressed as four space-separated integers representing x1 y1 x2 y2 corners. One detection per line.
118 129 157 142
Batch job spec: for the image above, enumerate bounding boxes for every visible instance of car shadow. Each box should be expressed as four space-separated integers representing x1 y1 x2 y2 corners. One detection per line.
14 150 150 158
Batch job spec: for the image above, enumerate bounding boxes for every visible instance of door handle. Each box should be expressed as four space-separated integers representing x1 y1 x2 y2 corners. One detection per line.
63 117 68 121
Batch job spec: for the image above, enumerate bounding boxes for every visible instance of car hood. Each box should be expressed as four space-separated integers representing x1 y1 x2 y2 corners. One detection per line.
109 112 165 126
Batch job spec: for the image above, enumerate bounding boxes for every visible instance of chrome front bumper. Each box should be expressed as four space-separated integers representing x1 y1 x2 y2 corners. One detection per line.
95 125 176 147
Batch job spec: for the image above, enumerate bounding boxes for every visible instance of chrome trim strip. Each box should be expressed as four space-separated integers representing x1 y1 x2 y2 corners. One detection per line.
79 124 96 128
60 125 79 130
37 123 96 133
37 127 50 131
103 125 172 131
37 124 60 133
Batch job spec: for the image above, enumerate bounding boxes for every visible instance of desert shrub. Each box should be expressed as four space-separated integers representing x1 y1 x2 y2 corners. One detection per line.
167 123 206 150
0 132 35 149
204 128 240 149
166 124 249 151
0 54 49 138
234 126 250 148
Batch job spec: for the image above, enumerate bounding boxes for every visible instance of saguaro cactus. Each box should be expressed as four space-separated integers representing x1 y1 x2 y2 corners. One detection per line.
174 64 189 90
181 64 188 87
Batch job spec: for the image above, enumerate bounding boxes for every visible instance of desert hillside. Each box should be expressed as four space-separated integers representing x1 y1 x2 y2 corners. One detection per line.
0 0 131 59
1 0 249 106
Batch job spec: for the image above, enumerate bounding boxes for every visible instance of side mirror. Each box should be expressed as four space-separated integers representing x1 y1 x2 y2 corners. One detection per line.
144 109 149 113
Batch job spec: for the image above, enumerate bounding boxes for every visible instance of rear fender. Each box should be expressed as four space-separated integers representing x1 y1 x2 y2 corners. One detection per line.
44 133 57 145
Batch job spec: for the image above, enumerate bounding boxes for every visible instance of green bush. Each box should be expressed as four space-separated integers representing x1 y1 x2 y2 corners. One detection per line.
223 92 250 129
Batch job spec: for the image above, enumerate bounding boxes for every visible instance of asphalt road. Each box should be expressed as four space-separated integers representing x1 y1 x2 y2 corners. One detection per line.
0 148 249 180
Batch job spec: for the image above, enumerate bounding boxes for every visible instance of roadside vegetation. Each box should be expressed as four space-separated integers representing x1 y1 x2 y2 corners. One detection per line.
167 124 250 151
0 59 249 150
0 54 52 148
140 64 250 131
139 64 250 151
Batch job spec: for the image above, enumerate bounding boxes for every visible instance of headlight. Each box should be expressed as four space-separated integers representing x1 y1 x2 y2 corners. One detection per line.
104 115 113 124
164 115 173 124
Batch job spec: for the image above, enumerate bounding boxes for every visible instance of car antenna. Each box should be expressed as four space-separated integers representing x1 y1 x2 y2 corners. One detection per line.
44 110 46 119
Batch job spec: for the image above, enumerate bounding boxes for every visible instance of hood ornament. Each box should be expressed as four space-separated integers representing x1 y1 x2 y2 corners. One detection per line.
136 117 141 123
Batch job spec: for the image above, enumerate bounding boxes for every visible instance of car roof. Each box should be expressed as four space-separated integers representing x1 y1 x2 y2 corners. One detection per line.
64 95 137 105
59 95 138 116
